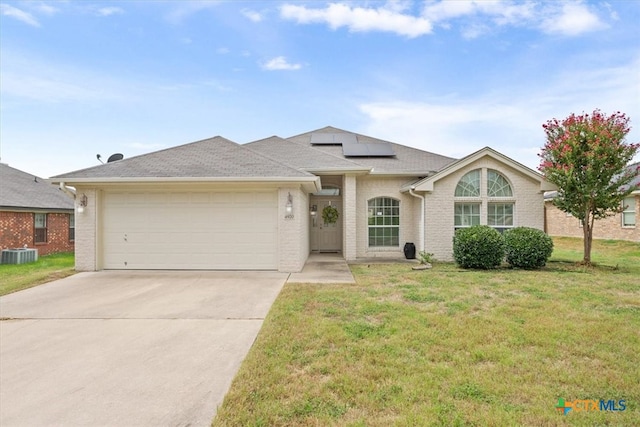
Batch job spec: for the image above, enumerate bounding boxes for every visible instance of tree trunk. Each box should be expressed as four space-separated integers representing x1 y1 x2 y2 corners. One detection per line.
582 212 593 265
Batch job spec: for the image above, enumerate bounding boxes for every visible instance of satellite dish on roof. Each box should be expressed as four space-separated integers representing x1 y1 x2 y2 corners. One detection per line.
107 153 124 163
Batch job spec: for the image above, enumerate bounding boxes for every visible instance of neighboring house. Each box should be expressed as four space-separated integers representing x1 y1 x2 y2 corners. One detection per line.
50 127 553 272
544 162 640 242
0 163 75 256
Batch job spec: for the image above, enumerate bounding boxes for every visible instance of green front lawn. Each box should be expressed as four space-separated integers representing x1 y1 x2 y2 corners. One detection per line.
0 252 75 296
213 238 640 426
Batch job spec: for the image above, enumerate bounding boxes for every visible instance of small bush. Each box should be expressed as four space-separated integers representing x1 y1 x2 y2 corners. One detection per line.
453 225 505 269
504 227 553 269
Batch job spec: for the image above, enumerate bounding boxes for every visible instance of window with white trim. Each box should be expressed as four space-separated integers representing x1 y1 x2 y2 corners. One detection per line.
622 197 636 227
488 170 513 197
368 197 400 247
488 203 514 233
454 203 480 228
454 169 515 232
455 170 480 197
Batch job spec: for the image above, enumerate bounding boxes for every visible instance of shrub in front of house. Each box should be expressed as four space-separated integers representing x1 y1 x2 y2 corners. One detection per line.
504 227 554 269
453 225 505 269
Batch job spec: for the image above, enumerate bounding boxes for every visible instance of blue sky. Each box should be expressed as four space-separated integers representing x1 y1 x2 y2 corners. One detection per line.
1 0 639 178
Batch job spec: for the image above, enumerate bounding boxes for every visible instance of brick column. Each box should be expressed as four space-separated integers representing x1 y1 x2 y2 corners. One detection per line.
343 175 357 261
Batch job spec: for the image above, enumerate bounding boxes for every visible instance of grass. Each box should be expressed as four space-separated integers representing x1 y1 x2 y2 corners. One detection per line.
213 238 640 426
0 252 75 296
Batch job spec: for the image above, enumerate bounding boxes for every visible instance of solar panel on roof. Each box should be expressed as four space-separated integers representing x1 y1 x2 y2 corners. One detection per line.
342 140 395 157
310 132 395 156
310 133 339 145
335 133 358 145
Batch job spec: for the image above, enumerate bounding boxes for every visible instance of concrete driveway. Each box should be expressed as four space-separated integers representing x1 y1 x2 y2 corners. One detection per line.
0 270 287 427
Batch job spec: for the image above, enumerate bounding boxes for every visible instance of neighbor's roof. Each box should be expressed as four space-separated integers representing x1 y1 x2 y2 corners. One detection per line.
544 162 640 200
285 126 457 175
620 162 640 193
0 163 74 210
51 136 316 182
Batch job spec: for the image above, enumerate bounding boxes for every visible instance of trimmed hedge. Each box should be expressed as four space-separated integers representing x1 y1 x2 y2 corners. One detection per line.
453 225 505 269
504 227 553 269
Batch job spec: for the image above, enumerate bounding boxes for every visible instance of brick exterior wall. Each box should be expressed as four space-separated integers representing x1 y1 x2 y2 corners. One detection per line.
74 187 98 271
0 210 75 256
424 157 545 261
545 196 639 242
355 176 420 259
278 186 308 272
343 175 357 261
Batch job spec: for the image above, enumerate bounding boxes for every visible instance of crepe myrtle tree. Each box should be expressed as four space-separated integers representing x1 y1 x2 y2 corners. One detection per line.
539 109 639 265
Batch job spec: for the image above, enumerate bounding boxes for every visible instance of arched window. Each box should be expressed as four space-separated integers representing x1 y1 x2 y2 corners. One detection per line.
454 169 515 233
454 170 481 229
367 197 400 247
487 170 513 197
454 169 480 197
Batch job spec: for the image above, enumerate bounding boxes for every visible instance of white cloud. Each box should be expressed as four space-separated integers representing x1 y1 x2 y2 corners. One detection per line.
31 2 58 16
242 8 263 22
1 4 40 27
358 56 640 169
96 7 124 17
280 1 610 39
216 47 230 54
261 56 302 71
540 1 607 36
280 3 433 38
1 50 129 103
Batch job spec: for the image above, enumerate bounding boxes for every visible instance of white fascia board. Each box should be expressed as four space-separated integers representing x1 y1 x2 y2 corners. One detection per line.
413 147 551 192
51 176 322 193
303 167 371 175
48 176 318 185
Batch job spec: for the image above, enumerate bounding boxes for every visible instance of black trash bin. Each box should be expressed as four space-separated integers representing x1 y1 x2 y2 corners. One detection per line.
404 242 416 259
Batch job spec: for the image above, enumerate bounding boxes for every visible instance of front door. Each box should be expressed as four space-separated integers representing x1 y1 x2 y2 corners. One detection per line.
310 198 342 252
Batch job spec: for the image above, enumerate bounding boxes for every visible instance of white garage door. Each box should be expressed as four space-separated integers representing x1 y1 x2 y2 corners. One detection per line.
102 191 278 270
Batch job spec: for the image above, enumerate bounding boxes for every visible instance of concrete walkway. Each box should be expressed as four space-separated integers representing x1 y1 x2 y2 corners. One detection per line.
287 253 356 284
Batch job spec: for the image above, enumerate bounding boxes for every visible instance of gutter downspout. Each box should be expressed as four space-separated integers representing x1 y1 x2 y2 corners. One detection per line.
59 182 76 200
408 186 425 254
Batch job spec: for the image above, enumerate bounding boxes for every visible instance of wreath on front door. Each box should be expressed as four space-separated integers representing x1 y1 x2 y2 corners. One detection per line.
322 205 339 224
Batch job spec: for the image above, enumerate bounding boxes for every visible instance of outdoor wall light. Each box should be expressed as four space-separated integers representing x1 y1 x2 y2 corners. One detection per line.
310 204 317 216
77 193 88 213
285 192 293 214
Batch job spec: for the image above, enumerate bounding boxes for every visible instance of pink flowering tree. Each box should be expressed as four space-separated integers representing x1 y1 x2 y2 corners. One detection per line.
539 110 639 265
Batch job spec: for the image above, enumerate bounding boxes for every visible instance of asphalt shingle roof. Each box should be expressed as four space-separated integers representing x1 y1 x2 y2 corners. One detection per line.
1 163 74 210
285 126 457 175
52 136 314 180
51 128 460 181
245 136 366 171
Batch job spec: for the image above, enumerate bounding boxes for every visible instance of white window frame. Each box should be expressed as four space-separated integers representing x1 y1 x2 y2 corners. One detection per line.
488 202 514 233
454 203 481 229
367 197 400 247
622 196 636 227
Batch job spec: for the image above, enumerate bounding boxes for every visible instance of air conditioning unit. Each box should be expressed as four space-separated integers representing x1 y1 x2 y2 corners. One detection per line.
1 248 38 264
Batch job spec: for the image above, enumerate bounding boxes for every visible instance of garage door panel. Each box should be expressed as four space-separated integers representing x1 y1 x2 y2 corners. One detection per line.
103 191 278 270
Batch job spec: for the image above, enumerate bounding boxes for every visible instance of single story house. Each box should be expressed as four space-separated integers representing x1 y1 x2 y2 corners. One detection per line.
1 163 75 256
50 127 553 272
544 162 639 242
